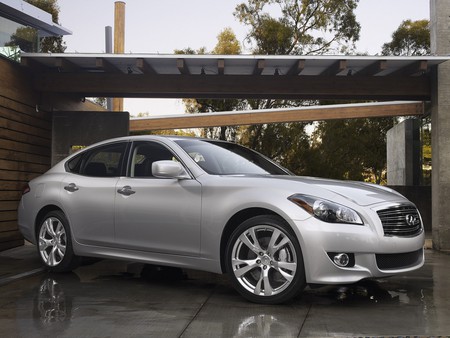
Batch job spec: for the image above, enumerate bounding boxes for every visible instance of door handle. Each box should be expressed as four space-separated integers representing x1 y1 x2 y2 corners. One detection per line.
117 185 135 196
64 183 79 192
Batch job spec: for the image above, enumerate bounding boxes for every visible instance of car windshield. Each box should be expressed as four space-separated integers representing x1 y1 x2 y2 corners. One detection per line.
175 139 290 175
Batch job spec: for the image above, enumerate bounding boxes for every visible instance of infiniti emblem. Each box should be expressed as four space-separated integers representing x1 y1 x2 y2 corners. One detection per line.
405 214 419 226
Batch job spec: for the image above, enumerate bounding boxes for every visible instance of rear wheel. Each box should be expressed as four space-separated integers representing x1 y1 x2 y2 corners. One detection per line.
225 215 306 304
37 210 80 272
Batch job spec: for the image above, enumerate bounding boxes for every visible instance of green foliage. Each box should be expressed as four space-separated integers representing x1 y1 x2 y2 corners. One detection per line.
178 29 244 140
25 0 66 53
234 0 361 55
240 121 311 174
213 28 242 54
306 118 395 184
5 27 38 53
381 19 430 56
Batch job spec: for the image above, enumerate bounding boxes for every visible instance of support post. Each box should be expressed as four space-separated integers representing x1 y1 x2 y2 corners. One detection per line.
113 1 125 112
430 0 450 252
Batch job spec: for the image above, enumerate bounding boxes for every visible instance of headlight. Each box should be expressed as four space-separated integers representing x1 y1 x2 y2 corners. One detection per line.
288 194 363 225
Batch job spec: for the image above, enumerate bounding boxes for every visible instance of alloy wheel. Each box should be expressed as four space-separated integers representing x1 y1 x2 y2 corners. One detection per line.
230 225 298 297
38 217 67 267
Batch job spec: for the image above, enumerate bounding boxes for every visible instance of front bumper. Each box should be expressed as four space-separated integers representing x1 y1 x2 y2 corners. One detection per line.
293 203 425 285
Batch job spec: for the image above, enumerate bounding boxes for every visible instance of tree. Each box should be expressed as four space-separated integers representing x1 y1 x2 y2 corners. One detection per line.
381 19 430 56
381 18 431 185
213 27 241 55
306 118 395 184
234 0 361 55
233 0 361 176
26 0 66 52
178 28 245 141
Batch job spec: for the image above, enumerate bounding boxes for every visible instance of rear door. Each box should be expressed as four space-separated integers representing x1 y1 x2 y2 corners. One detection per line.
61 141 128 246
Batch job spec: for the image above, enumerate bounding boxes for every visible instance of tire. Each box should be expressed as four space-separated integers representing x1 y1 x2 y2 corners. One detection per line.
37 210 81 272
225 215 306 304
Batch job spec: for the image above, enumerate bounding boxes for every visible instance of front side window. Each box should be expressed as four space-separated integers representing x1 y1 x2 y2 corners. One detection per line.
130 142 177 178
66 142 127 177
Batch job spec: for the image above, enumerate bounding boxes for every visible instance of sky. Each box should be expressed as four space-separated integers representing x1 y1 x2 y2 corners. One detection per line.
57 0 430 116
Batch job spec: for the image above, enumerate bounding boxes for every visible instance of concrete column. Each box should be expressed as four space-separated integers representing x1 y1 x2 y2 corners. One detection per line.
386 119 421 186
430 0 450 252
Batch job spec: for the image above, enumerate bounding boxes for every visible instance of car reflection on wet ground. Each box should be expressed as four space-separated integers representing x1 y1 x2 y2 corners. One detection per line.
0 249 449 337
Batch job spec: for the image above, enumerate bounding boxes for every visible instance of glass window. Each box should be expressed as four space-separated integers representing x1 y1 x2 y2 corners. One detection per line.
66 142 127 177
175 139 290 175
0 17 38 61
130 142 177 178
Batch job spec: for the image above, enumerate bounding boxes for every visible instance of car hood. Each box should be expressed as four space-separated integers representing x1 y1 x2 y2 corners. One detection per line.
271 175 405 206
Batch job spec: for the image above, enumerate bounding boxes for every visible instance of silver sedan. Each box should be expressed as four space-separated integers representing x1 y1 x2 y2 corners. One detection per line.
18 136 425 304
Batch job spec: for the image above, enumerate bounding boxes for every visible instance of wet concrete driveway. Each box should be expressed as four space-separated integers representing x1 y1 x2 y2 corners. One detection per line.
0 248 449 337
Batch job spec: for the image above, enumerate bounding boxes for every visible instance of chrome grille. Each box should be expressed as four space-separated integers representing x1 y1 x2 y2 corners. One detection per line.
377 205 422 237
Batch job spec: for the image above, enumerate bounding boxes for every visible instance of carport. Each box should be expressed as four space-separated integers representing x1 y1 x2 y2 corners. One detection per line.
1 0 450 253
18 51 450 253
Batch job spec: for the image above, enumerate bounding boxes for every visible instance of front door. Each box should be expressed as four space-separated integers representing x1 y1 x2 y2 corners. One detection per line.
114 141 202 256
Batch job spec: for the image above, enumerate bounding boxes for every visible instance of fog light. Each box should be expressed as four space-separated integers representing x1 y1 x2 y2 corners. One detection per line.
333 253 350 267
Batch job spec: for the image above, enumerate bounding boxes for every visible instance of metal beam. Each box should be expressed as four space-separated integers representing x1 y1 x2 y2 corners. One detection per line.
33 73 432 101
130 101 424 131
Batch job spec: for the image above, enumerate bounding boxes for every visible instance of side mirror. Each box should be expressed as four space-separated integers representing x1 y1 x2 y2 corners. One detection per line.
152 160 190 180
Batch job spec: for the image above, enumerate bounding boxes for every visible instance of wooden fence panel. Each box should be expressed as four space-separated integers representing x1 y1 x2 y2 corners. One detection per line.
0 58 51 251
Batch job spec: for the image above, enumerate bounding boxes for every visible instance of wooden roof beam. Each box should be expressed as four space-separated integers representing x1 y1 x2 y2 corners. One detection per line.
96 58 121 73
320 60 347 76
287 59 305 76
355 60 387 76
253 59 265 75
389 60 428 76
130 102 424 131
20 57 46 72
218 59 225 75
177 58 190 75
54 57 80 72
136 58 157 75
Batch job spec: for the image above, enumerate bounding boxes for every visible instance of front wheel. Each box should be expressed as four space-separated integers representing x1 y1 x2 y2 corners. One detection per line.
37 210 80 272
225 215 306 304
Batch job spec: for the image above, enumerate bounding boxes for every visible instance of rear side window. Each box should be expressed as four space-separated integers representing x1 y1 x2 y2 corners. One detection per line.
66 142 127 177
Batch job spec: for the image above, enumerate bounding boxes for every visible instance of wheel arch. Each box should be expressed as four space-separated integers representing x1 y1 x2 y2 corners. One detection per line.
34 205 64 238
220 207 290 273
